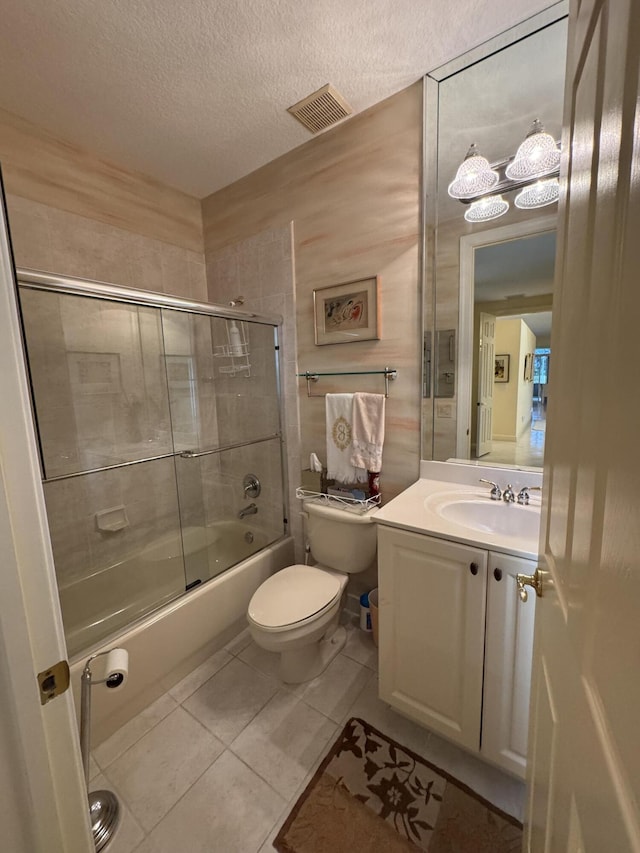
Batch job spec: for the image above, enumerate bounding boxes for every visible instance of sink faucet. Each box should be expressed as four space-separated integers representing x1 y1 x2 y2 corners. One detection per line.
502 484 516 503
479 479 502 501
517 485 542 505
238 503 258 519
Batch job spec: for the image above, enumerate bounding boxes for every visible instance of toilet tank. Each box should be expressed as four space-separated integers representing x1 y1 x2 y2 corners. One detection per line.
305 501 378 573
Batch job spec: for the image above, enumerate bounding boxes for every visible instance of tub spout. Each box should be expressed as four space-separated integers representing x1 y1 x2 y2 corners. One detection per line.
238 503 258 519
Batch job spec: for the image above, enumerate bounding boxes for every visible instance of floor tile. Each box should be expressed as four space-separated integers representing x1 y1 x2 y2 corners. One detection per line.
89 753 100 781
89 773 145 853
224 626 253 656
344 672 432 758
231 689 337 800
421 731 526 820
342 623 379 670
168 647 233 703
136 750 285 853
93 692 178 769
238 641 283 682
106 706 223 832
297 653 371 723
183 657 280 744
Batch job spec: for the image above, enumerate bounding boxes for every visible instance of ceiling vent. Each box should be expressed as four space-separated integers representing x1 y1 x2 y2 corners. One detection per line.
287 84 352 134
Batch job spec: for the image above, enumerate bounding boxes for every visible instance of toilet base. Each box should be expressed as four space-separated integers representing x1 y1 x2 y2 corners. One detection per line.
280 624 347 684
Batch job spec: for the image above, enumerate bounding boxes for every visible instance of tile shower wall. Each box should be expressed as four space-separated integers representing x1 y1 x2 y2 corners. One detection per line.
205 225 302 561
7 194 207 302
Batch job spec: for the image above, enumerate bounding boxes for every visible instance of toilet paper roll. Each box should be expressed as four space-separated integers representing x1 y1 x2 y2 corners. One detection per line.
104 647 129 689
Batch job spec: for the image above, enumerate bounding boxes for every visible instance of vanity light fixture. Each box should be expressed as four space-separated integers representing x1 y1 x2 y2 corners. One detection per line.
464 195 509 222
450 119 561 220
505 119 561 180
514 178 560 209
448 144 499 199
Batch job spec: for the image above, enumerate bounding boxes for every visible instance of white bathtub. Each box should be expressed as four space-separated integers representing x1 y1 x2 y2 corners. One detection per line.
68 530 294 744
61 521 271 657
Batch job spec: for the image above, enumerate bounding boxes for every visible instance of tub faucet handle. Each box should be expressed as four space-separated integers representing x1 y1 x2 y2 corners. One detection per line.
479 479 502 501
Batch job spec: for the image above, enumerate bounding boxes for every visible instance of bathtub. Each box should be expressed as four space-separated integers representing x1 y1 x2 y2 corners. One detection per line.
61 522 271 657
67 528 294 744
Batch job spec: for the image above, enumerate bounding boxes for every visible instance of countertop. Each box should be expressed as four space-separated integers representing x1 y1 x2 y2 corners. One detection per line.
375 461 542 561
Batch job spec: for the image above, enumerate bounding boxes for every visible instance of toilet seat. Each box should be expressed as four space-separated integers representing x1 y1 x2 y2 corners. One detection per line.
248 565 343 630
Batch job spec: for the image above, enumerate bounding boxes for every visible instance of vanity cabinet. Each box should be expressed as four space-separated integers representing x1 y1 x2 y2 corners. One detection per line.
377 525 536 779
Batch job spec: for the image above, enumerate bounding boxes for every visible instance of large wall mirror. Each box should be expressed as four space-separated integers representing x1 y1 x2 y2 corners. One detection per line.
422 2 568 470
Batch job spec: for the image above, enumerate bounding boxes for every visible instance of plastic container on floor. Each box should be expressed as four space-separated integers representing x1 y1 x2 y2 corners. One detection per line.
359 592 372 632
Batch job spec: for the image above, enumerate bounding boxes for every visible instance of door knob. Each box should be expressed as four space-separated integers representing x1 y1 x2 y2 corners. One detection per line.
516 569 543 602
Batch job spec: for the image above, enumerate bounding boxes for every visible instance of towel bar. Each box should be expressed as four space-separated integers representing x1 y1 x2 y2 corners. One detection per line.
297 367 397 398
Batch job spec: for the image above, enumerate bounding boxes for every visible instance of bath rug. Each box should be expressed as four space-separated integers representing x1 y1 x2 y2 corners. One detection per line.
274 717 522 853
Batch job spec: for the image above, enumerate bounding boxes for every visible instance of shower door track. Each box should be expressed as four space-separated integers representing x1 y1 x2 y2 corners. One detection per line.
16 269 283 326
42 433 282 483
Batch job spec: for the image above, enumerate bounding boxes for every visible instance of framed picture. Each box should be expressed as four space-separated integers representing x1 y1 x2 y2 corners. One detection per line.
67 351 121 394
524 352 534 382
313 276 380 345
494 354 510 383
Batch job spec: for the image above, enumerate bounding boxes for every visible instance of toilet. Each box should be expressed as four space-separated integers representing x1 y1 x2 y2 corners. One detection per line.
247 500 378 683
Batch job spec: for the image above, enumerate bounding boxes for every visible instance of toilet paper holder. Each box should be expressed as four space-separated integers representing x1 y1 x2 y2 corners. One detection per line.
80 647 129 852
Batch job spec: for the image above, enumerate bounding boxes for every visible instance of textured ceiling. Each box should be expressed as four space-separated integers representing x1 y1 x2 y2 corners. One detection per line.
0 0 553 197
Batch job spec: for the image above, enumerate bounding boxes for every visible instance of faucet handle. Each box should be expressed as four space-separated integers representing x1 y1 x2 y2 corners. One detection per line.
479 479 502 501
517 485 541 505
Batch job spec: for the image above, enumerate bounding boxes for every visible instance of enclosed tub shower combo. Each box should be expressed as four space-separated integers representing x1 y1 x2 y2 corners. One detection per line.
17 271 290 687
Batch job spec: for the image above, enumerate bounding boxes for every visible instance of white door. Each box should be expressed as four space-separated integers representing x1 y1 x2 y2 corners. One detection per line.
476 311 496 457
378 526 487 751
526 0 640 849
0 182 92 851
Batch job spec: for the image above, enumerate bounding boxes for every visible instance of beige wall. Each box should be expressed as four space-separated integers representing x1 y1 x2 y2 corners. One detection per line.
203 84 423 503
0 108 203 253
493 318 536 441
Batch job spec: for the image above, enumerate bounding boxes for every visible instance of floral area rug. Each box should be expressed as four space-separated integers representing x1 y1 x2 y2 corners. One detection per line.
274 717 522 853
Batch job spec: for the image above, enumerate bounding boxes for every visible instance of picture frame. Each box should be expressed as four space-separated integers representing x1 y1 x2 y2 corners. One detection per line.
524 352 534 382
494 354 510 383
67 351 121 394
313 276 380 346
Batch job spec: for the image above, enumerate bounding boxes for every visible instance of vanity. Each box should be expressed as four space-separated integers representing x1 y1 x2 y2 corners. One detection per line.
374 460 542 780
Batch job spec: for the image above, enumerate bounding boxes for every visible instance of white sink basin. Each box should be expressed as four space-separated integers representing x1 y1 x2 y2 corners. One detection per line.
425 493 540 542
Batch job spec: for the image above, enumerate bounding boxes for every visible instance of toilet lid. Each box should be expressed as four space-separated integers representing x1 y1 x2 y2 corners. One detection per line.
248 565 342 628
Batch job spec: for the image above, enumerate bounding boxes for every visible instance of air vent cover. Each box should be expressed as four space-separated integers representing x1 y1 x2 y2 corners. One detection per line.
287 84 352 134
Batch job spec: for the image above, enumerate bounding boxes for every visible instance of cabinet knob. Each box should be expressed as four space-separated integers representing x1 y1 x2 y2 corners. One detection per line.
469 562 479 576
493 568 503 581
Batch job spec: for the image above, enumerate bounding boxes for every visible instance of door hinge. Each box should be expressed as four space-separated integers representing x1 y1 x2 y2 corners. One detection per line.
37 659 70 705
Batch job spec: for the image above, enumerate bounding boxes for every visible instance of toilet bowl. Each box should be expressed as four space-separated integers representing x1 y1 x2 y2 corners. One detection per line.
247 500 378 683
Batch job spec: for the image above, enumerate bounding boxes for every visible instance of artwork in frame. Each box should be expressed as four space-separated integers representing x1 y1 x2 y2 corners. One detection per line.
524 352 534 382
494 354 510 383
313 276 380 346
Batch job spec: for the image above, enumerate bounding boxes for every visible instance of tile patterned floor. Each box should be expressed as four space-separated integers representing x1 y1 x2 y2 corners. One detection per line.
93 622 525 853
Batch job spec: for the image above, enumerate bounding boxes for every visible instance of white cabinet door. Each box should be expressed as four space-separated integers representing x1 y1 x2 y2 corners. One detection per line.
482 551 536 779
378 526 487 751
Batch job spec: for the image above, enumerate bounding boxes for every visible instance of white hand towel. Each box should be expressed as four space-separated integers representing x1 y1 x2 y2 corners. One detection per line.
350 392 385 472
326 393 368 484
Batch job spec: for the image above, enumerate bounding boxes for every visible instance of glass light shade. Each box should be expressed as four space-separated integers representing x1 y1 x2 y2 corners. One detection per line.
448 144 499 199
464 195 509 222
514 178 560 209
505 119 560 180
